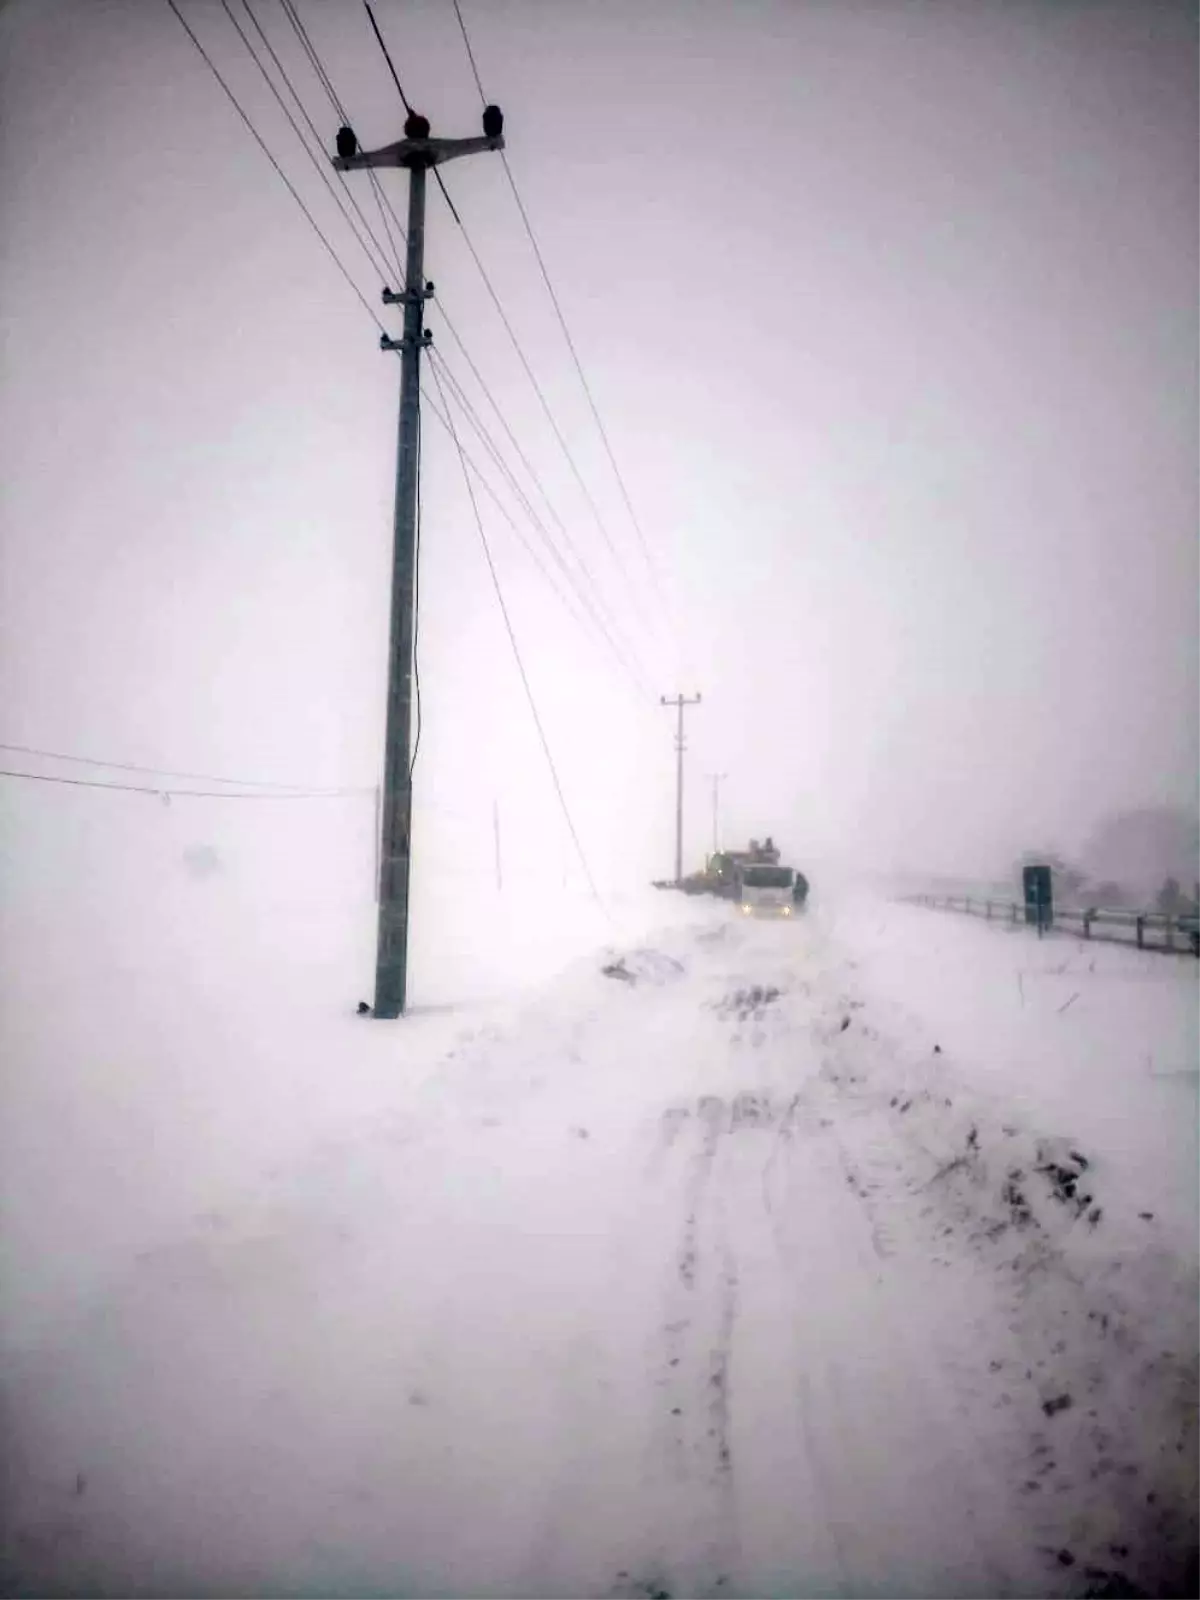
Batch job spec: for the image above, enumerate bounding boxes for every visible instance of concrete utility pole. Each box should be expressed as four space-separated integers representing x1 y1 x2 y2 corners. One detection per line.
661 692 702 884
333 107 504 1018
706 772 728 857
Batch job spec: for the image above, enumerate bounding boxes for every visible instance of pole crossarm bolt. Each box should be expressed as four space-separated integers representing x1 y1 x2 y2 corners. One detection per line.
380 329 433 354
382 283 435 306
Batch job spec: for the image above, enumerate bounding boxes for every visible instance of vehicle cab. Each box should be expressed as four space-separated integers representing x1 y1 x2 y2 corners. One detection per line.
738 863 797 917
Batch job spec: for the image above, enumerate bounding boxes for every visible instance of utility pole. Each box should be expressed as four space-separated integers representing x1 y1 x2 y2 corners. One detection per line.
334 106 505 1018
661 692 701 885
706 772 728 858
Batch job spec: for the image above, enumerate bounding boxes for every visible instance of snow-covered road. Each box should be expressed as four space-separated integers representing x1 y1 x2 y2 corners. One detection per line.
3 904 1196 1598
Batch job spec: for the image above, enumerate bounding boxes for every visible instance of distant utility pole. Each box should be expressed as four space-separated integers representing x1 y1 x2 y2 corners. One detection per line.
333 106 505 1018
706 772 728 857
661 692 702 884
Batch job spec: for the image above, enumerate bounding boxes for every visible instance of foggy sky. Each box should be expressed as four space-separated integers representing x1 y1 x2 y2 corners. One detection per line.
2 0 1196 889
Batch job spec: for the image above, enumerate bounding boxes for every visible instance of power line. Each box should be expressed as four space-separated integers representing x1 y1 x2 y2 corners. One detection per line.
499 149 667 610
359 0 650 633
419 375 649 706
279 0 346 116
0 768 368 800
434 309 661 696
450 0 487 102
266 0 646 687
444 201 652 623
164 0 388 335
360 0 411 113
234 0 401 284
428 358 604 908
170 0 653 720
451 0 668 616
428 356 585 615
360 1 462 227
436 307 600 597
277 0 407 279
428 351 652 694
0 741 367 793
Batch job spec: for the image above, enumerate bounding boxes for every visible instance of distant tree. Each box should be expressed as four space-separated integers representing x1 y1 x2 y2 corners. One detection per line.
1059 866 1088 904
1088 880 1126 908
1081 807 1200 905
1156 876 1186 916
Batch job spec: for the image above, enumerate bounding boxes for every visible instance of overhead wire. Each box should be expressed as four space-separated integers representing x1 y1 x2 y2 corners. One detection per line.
164 0 388 336
436 307 602 596
168 0 655 718
275 0 602 608
427 358 605 909
0 741 368 793
277 0 407 278
266 0 648 694
357 0 655 638
0 768 367 800
234 0 402 284
428 350 653 697
267 2 612 621
443 208 651 616
278 0 344 109
451 0 669 615
360 0 411 112
361 0 462 225
418 377 648 705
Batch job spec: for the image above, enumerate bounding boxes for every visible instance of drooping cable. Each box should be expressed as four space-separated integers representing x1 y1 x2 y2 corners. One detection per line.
451 0 668 615
164 0 388 335
0 768 366 800
269 0 645 671
429 350 653 696
277 0 407 278
359 0 650 630
167 0 653 717
428 359 605 908
419 378 650 706
360 1 462 223
0 741 367 793
235 0 400 283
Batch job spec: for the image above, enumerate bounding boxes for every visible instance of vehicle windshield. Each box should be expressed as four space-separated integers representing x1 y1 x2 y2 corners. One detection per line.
741 866 794 889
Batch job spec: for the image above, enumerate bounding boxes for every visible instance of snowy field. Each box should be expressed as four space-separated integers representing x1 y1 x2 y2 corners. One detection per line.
1 818 1197 1598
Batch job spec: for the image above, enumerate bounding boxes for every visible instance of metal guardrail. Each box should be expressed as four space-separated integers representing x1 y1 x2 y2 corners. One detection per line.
904 894 1200 957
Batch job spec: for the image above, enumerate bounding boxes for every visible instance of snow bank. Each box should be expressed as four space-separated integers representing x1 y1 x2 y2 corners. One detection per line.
0 779 693 1353
803 892 1198 1596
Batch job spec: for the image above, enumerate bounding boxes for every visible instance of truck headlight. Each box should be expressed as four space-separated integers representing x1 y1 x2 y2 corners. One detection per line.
741 904 752 915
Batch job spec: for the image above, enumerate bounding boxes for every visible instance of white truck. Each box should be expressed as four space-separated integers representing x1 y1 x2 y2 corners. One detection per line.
737 862 798 918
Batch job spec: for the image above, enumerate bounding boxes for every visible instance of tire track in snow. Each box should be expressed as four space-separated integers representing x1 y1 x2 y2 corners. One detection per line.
805 992 1198 1597
755 1103 1024 1599
645 1092 740 1597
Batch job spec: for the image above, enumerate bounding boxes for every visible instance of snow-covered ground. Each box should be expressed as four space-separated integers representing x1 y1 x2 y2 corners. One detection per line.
2 868 1197 1597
